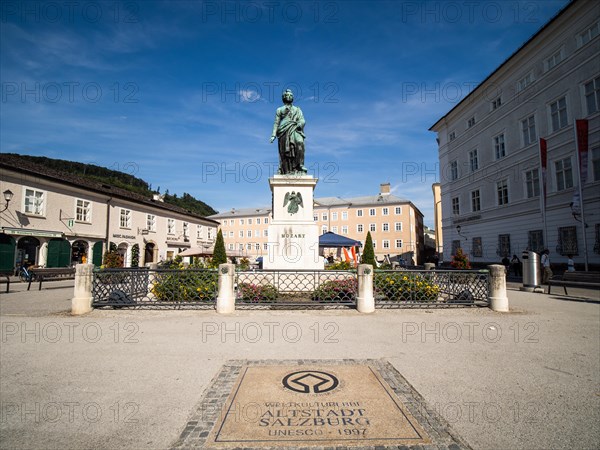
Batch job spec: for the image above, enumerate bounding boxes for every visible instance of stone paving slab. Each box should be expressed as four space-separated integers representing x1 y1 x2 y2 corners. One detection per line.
171 359 470 449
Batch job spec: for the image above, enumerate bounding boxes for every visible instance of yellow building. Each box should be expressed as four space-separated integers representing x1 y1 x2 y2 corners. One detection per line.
209 183 424 264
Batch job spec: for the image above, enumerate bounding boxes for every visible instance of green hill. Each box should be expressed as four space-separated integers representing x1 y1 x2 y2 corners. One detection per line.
6 153 217 216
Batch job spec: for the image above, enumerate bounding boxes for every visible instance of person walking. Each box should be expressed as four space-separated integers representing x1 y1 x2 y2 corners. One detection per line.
511 254 522 277
541 249 553 284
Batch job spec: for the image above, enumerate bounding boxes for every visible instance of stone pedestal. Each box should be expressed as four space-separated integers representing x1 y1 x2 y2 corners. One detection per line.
264 175 324 270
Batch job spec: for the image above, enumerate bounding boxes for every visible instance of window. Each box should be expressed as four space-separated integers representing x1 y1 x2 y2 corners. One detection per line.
577 21 599 47
256 218 261 224
517 72 533 91
342 211 348 220
395 239 402 249
240 219 245 225
341 226 348 235
498 234 511 257
198 226 206 239
239 230 244 238
492 97 502 110
313 214 318 221
521 115 536 146
557 226 578 256
369 223 376 232
372 240 376 249
550 97 568 132
584 76 600 115
382 207 389 216
357 224 363 233
254 230 260 237
229 231 233 238
369 208 376 216
593 147 600 181
471 190 481 212
395 222 402 232
394 206 402 215
383 240 390 249
208 228 213 240
452 197 460 215
247 230 252 237
146 214 156 232
321 225 328 233
183 222 189 238
555 158 573 191
497 179 509 205
75 199 91 222
322 213 328 221
222 220 227 226
246 243 252 250
467 116 476 128
168 219 175 234
545 48 563 71
263 230 268 237
24 188 45 215
120 209 131 228
469 149 479 171
264 217 268 224
528 230 544 253
228 243 234 251
525 169 540 198
450 161 458 181
332 226 338 233
255 243 260 250
449 131 456 141
248 218 252 225
494 134 506 159
382 223 389 232
332 212 338 220
472 237 483 257
264 243 268 250
356 209 363 217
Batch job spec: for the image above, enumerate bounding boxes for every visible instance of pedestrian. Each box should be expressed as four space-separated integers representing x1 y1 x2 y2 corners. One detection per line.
567 255 575 272
502 255 510 273
510 254 522 277
541 249 553 284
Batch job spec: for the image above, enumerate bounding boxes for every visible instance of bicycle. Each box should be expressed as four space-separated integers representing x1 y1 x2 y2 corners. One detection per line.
17 265 36 283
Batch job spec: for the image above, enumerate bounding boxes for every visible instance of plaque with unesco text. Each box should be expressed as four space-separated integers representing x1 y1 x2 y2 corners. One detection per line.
204 364 430 447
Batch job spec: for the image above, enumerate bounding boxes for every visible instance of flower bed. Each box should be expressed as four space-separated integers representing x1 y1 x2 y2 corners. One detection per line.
152 270 218 302
374 273 440 302
311 278 357 302
236 282 278 303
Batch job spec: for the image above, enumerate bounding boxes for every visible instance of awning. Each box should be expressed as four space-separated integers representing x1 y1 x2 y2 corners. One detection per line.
1 228 64 238
319 232 362 248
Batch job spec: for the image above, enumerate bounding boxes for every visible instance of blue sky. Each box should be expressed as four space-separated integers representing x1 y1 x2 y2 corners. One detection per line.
1 0 570 226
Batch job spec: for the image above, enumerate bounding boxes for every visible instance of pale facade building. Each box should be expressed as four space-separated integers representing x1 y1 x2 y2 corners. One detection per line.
209 183 425 263
430 0 600 267
0 154 218 271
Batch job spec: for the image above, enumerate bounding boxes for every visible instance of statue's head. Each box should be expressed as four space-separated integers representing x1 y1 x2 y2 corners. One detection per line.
282 89 294 103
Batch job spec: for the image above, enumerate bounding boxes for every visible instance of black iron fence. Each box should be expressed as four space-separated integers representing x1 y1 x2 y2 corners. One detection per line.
92 268 217 308
235 270 357 309
91 267 490 310
374 269 490 308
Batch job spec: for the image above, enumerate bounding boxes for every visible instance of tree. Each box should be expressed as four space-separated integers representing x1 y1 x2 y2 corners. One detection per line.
360 231 376 267
212 229 227 266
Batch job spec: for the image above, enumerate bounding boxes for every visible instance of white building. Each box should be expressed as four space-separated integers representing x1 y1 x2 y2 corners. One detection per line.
0 154 218 270
430 0 600 268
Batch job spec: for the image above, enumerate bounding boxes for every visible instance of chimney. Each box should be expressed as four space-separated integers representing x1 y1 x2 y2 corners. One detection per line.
380 183 391 196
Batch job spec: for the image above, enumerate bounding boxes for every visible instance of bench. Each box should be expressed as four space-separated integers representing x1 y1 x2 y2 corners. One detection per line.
28 267 76 291
0 272 11 293
548 271 600 295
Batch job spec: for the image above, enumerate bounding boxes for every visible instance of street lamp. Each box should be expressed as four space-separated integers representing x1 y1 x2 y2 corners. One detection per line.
1 189 13 212
456 225 467 241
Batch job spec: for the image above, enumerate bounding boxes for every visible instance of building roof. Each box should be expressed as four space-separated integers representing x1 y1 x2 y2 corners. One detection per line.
429 0 575 131
208 193 422 219
0 153 219 224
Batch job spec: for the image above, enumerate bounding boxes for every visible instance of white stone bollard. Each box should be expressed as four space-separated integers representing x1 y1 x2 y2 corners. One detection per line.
71 264 94 315
216 264 236 314
424 263 435 270
356 264 375 313
488 264 509 312
146 263 158 300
